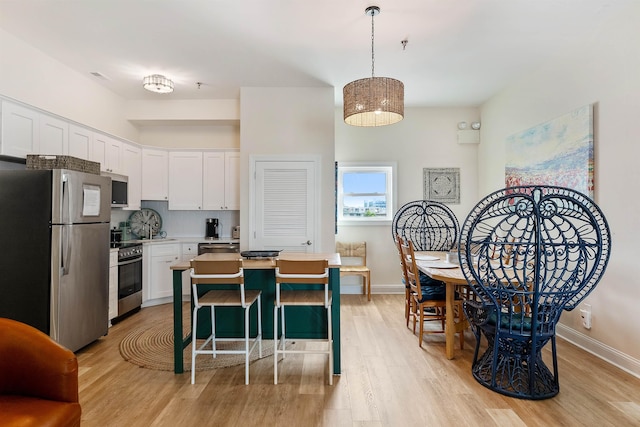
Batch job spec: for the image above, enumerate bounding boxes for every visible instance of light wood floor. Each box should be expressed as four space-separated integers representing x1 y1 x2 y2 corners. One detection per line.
77 294 640 427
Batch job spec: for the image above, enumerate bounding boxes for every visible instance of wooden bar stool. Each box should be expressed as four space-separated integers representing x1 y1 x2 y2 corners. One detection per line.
190 258 262 385
273 258 332 385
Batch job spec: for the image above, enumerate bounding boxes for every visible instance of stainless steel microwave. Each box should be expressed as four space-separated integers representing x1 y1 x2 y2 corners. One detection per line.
102 172 128 207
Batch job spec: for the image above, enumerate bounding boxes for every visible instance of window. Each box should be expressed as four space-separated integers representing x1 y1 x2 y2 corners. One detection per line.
337 162 396 225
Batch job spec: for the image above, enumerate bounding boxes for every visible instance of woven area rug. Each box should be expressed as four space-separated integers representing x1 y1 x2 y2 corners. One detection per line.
119 322 273 372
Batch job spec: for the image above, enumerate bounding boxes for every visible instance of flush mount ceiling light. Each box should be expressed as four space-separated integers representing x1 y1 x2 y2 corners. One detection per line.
143 74 174 94
343 6 404 127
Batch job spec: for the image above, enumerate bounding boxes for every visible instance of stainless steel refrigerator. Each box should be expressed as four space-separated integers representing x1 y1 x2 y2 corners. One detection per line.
0 168 111 352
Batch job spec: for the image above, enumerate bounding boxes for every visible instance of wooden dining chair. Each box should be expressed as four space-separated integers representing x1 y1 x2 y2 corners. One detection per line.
273 258 332 385
336 241 371 301
394 235 413 328
190 258 262 385
400 237 464 348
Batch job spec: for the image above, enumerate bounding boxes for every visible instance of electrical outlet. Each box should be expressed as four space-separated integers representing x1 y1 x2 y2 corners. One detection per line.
580 304 592 329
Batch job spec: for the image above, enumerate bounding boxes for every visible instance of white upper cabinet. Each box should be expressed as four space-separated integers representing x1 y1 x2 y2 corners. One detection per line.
89 133 107 168
105 137 122 174
91 133 122 173
141 148 169 200
170 150 239 211
0 101 39 158
68 124 92 160
121 143 141 210
168 151 204 210
202 151 239 210
202 151 224 210
224 151 240 210
39 114 68 155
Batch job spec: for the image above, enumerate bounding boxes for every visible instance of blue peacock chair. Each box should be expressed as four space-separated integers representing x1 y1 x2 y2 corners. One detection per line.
459 185 611 399
392 200 459 251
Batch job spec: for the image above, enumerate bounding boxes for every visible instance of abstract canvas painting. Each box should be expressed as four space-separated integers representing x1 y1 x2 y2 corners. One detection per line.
505 104 594 197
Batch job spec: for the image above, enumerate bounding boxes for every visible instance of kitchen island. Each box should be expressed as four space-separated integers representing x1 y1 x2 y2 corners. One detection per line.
170 252 342 375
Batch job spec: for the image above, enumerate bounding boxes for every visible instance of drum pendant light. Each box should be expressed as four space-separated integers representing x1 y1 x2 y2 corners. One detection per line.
343 6 404 127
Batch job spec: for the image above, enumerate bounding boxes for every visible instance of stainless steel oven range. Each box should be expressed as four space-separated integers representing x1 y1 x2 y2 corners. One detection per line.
198 242 240 255
114 243 143 321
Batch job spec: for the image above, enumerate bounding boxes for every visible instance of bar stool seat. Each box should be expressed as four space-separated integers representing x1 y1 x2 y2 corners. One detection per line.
273 258 333 385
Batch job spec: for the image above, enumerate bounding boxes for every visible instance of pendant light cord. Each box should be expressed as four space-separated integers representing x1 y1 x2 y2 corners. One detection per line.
371 9 375 78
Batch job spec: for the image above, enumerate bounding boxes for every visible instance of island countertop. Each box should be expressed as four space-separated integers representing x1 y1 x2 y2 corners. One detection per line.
170 251 341 270
169 250 342 375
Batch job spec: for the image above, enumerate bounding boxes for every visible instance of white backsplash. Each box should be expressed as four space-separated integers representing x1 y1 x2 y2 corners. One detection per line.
110 201 239 239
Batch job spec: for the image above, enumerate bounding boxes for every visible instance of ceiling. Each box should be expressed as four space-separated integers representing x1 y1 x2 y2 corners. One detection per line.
0 0 623 107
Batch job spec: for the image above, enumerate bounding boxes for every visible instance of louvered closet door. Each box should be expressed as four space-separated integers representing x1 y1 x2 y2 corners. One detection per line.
254 160 316 252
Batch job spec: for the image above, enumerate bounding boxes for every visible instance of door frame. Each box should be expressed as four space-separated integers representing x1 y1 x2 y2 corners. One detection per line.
248 154 321 251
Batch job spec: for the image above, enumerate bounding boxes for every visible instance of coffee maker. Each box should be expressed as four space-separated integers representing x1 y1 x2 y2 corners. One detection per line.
205 218 219 239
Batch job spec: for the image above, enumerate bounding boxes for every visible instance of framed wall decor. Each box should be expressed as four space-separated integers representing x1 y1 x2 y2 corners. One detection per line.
423 167 460 204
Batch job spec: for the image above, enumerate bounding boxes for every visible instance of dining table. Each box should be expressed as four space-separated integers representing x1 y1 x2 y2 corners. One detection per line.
414 251 470 360
169 251 342 375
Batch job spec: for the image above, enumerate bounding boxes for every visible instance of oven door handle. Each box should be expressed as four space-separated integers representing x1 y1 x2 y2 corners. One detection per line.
118 258 142 266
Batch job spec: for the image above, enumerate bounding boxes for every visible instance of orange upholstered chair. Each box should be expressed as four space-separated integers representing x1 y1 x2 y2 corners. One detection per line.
0 317 81 427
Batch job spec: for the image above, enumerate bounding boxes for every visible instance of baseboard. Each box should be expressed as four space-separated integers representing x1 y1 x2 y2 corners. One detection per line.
141 297 173 307
340 283 404 295
372 284 404 294
557 323 640 379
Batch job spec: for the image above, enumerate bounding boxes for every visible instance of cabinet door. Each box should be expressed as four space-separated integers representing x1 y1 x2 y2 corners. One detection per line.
1 101 39 157
121 143 142 210
39 114 68 155
168 151 203 210
202 151 225 210
150 254 179 299
149 244 180 300
89 134 107 170
68 124 92 160
105 137 122 174
108 251 119 322
202 151 239 211
141 148 169 200
181 243 198 296
225 151 240 210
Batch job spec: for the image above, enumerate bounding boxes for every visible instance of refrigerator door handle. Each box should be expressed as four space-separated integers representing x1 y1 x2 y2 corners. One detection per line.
62 173 70 223
61 225 70 276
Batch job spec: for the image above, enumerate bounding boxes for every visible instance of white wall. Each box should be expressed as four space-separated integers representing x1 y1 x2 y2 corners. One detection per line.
335 107 480 290
138 124 239 149
479 3 640 374
0 28 138 142
239 87 336 253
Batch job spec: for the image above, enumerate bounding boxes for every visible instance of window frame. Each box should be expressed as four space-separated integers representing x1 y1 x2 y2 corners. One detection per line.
337 162 397 226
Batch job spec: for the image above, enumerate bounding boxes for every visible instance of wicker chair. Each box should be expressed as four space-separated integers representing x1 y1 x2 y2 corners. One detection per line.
459 185 611 399
392 200 459 252
392 200 460 326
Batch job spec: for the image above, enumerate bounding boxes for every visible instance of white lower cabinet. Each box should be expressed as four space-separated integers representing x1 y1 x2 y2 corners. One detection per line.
181 243 198 296
109 250 118 324
144 243 180 303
